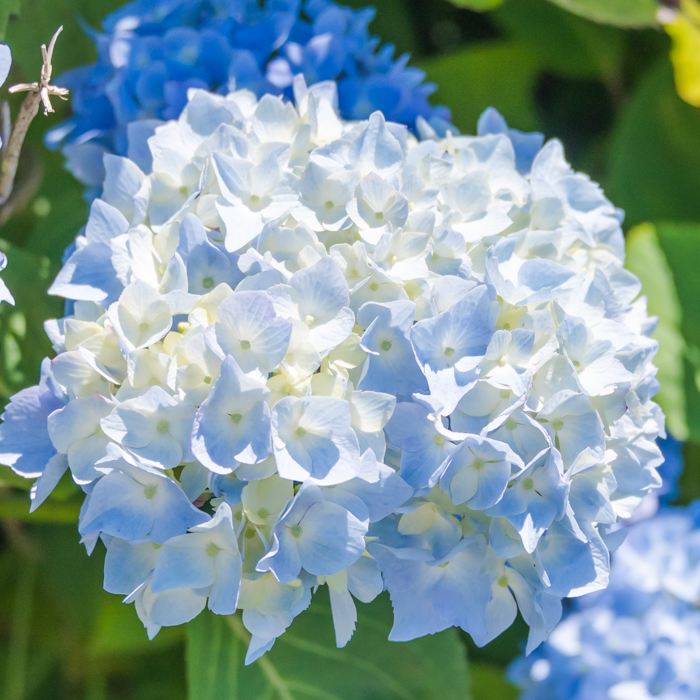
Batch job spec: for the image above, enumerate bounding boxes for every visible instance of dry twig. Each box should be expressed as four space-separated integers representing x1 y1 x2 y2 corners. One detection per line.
0 26 68 208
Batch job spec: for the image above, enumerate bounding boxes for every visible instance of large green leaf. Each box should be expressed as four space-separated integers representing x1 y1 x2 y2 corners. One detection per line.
655 223 700 357
342 0 419 57
187 590 472 700
0 0 20 42
625 224 687 440
492 0 625 81
653 222 700 442
470 662 518 700
91 594 183 656
546 0 658 27
419 42 539 133
4 0 123 77
678 437 700 505
445 0 505 10
0 244 61 398
607 61 700 228
0 523 188 700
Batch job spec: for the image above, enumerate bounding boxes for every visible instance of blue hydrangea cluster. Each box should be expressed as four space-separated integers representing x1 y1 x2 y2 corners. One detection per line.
0 82 664 661
510 504 700 700
49 0 451 187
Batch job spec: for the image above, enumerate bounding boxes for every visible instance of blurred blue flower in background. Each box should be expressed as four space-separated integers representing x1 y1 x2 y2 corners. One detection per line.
49 0 452 187
657 435 684 504
509 503 700 700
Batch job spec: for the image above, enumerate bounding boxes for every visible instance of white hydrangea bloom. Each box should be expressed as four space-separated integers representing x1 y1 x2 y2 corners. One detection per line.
0 81 664 661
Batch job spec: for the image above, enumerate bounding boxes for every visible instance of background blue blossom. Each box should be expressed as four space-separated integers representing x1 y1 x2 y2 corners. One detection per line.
49 0 452 186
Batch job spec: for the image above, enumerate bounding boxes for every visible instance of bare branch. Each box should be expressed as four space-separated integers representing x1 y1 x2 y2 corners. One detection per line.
44 26 63 78
0 93 41 207
0 149 44 226
0 26 69 209
1 103 10 155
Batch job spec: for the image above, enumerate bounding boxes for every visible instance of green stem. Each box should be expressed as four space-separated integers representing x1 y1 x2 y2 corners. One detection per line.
0 493 80 522
4 557 36 700
227 616 295 700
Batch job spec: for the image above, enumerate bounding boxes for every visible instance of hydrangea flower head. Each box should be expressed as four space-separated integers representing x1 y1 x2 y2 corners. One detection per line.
49 0 452 187
0 80 664 660
510 504 700 700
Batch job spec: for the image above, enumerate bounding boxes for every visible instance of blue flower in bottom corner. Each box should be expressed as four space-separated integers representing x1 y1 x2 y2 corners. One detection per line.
509 504 700 700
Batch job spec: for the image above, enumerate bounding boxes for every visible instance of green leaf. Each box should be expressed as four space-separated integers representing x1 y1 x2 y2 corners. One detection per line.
0 244 62 398
0 0 20 42
624 224 687 440
546 0 658 27
4 557 35 700
0 491 81 522
187 590 472 700
682 356 700 446
419 42 539 133
4 0 123 77
341 0 418 57
445 0 505 10
607 60 700 228
653 222 700 442
91 595 183 656
678 438 700 504
655 223 700 356
470 662 518 700
0 465 32 489
492 0 625 81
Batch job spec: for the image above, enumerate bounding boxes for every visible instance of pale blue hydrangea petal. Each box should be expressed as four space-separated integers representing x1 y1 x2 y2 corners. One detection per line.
29 453 69 513
335 461 413 523
374 537 492 642
440 435 524 511
357 300 428 400
411 281 498 375
192 355 271 472
0 274 15 305
49 200 130 303
257 484 366 582
101 385 195 468
210 290 292 376
487 449 569 553
0 43 11 90
271 395 361 484
103 537 161 595
145 585 207 629
477 107 544 175
0 359 66 477
385 402 456 489
47 392 114 483
80 452 208 543
151 502 241 615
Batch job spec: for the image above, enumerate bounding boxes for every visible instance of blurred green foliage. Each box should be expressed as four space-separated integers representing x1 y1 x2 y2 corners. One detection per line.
187 592 470 700
625 224 686 439
2 0 700 698
545 0 658 26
